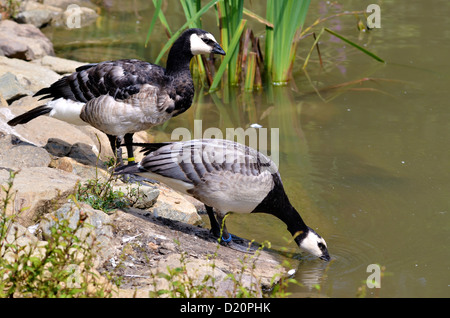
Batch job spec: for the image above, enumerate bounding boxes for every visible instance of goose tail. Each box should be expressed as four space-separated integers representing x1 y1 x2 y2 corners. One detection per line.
114 163 145 175
7 105 52 126
124 142 172 155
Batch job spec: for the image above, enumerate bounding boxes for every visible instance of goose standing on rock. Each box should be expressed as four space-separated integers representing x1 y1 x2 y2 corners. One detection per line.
115 139 330 261
7 28 225 166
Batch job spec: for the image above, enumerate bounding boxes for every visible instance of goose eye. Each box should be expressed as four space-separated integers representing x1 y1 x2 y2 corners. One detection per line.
318 242 326 251
203 38 214 45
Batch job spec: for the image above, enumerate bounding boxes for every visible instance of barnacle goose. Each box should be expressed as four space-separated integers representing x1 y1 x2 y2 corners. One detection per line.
7 28 225 166
115 139 330 261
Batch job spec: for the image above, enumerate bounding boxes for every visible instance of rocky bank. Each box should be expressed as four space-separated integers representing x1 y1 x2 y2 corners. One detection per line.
0 1 293 298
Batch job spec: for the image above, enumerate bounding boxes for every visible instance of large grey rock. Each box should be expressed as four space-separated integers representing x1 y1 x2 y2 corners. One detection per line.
0 20 54 60
1 166 81 227
0 57 61 92
15 1 63 28
0 134 51 170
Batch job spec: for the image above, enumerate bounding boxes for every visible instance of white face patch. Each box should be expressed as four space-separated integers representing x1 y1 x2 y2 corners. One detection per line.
204 33 218 43
190 33 216 55
299 231 328 258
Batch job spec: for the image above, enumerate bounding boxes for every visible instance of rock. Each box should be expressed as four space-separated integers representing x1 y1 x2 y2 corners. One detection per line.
40 202 115 261
0 20 54 60
0 72 32 103
15 1 63 28
44 137 72 157
1 166 81 227
151 184 202 225
0 134 51 170
0 57 61 92
33 55 86 75
68 142 105 167
113 183 160 210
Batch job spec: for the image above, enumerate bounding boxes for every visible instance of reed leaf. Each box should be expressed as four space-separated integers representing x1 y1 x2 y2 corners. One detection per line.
209 19 247 92
217 0 244 85
302 28 325 69
244 52 257 92
324 27 385 63
144 0 163 48
268 0 311 84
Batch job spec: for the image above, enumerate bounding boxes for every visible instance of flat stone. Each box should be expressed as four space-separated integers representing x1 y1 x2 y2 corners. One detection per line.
0 20 54 60
0 56 61 92
34 55 86 74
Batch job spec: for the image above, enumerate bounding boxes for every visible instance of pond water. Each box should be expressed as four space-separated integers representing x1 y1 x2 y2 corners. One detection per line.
43 0 449 297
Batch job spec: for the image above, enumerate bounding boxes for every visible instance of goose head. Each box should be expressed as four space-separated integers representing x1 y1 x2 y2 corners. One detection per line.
187 28 226 56
295 227 330 261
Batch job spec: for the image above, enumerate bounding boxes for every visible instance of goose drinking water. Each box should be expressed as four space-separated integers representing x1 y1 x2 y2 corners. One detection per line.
115 139 330 261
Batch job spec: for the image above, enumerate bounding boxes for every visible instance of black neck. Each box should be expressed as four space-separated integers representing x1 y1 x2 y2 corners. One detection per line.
253 174 309 242
165 39 193 76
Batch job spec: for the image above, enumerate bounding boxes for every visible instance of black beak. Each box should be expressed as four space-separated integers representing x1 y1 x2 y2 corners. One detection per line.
320 251 331 261
212 43 226 55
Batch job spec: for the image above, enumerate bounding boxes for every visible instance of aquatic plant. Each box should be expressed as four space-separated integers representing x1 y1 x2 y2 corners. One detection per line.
145 0 384 91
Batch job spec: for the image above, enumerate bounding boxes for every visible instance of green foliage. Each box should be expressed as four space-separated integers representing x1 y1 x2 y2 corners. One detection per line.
266 0 311 84
0 172 113 298
76 178 129 212
146 1 384 91
75 152 139 212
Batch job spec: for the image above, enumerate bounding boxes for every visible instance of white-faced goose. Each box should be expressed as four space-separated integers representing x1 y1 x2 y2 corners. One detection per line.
115 139 330 261
7 28 225 166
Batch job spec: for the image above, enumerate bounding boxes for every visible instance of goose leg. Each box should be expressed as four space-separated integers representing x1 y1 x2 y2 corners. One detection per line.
211 209 254 254
124 133 136 165
118 134 159 185
107 134 124 166
109 134 139 183
206 205 221 238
